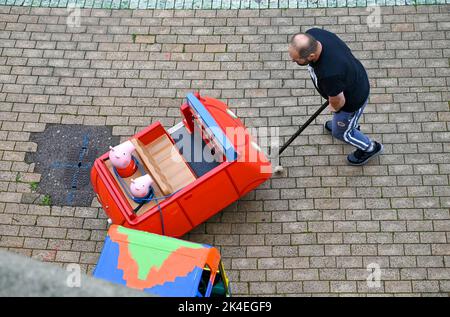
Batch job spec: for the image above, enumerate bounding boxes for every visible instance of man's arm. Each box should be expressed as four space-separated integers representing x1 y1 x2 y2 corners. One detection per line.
328 92 345 112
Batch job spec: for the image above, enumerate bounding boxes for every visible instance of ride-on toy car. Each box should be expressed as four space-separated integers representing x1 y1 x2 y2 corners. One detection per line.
91 92 272 237
93 225 231 297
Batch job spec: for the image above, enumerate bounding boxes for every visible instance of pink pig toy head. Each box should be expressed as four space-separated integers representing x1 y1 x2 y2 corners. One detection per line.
109 140 136 169
130 174 154 198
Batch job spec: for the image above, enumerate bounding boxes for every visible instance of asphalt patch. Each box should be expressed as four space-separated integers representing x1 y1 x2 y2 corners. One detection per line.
25 124 119 207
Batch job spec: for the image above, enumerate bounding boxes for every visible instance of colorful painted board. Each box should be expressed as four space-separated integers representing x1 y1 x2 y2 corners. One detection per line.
93 225 230 297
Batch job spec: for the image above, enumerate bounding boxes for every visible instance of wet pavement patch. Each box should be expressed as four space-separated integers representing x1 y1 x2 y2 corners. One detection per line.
25 124 119 207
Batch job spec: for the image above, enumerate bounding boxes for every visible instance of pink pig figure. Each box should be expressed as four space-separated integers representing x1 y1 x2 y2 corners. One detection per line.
130 174 154 198
109 140 137 178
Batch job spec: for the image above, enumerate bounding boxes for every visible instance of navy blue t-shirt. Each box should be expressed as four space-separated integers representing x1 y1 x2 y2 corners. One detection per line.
306 28 370 112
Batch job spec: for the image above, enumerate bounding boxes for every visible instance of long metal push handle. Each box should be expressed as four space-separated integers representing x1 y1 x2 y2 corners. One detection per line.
278 100 330 155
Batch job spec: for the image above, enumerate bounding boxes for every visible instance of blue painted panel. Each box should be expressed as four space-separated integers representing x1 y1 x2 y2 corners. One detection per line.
93 237 127 286
186 93 237 162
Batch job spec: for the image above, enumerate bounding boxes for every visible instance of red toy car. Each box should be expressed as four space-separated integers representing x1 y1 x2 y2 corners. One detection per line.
91 92 272 237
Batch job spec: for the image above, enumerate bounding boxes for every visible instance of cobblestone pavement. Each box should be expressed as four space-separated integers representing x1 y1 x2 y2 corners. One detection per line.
1 0 449 9
0 4 449 296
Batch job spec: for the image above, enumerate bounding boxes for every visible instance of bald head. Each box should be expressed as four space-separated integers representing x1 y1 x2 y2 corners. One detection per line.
290 33 319 59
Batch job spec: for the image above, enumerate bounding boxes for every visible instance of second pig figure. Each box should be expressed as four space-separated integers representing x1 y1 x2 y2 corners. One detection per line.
130 174 154 199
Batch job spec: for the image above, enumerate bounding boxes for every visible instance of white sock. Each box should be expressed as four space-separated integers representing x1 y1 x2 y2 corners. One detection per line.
366 141 374 152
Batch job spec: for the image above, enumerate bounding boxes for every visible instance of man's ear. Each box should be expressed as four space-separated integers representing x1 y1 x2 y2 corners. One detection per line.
308 53 316 61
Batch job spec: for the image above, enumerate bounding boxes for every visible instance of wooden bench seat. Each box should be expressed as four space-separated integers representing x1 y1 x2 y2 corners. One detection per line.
131 135 196 196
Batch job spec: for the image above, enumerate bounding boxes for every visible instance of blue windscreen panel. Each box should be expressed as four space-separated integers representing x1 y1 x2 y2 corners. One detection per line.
186 93 238 162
